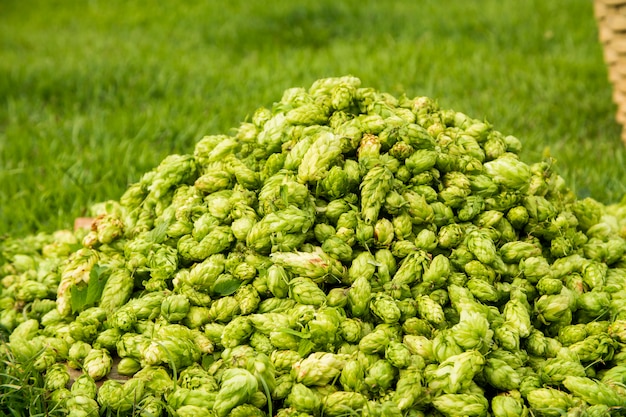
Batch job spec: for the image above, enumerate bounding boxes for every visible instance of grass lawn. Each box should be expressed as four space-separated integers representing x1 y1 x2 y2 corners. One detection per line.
1 0 625 238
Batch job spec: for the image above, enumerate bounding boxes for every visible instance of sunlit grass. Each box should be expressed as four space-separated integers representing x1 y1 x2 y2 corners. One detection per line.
0 0 624 238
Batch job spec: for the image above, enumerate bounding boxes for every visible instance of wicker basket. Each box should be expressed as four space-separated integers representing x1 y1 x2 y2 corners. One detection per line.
594 0 626 144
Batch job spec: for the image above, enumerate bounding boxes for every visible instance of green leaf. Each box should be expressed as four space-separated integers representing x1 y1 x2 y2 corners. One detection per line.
298 338 315 357
70 264 109 314
212 276 242 296
69 283 89 315
146 219 170 244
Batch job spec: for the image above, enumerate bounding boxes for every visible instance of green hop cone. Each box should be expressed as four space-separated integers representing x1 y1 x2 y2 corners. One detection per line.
308 307 343 350
359 327 391 355
375 248 397 284
292 352 346 386
405 149 438 174
273 374 295 401
234 284 261 315
499 241 541 263
572 197 604 232
360 165 394 224
608 319 626 343
284 134 314 171
221 316 254 348
319 165 350 200
93 327 122 351
402 318 433 337
557 324 587 346
138 395 165 417
56 247 100 316
403 335 434 361
414 229 438 252
385 340 412 369
297 131 342 183
44 363 71 391
348 275 372 318
392 212 413 240
340 358 365 392
267 264 291 299
271 248 345 284
526 388 578 417
340 318 362 343
450 311 493 352
175 405 215 417
143 325 201 369
66 394 100 417
432 330 464 363
373 218 395 247
534 293 572 325
422 254 451 289
117 357 142 376
167 386 217 410
71 374 98 399
286 383 322 414
289 277 327 307
229 404 266 417
178 364 218 392
321 235 354 263
134 366 173 398
326 287 349 308
393 367 423 410
270 350 302 372
519 255 551 284
97 380 133 413
438 223 465 249
539 357 586 385
431 393 489 417
184 306 212 329
48 387 71 410
364 359 397 394
427 350 485 395
213 368 258 417
503 294 532 338
562 376 626 407
362 400 404 417
370 293 401 324
68 341 93 369
506 205 529 230
536 277 563 295
483 154 531 193
208 296 241 323
90 213 124 245
466 229 497 265
322 391 367 417
391 250 428 287
15 280 49 302
348 251 377 284
458 195 485 222
491 391 527 417
483 358 521 390
577 291 610 318
314 223 336 243
161 293 191 323
83 348 112 381
568 333 617 363
417 295 446 325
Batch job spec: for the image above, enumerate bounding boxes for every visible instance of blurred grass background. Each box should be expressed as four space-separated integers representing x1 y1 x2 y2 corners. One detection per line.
1 0 625 238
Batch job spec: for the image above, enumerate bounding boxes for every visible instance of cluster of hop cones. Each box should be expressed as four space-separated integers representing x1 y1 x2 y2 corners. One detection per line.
595 0 626 145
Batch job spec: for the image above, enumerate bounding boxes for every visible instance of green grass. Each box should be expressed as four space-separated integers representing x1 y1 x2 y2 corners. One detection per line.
1 0 625 238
